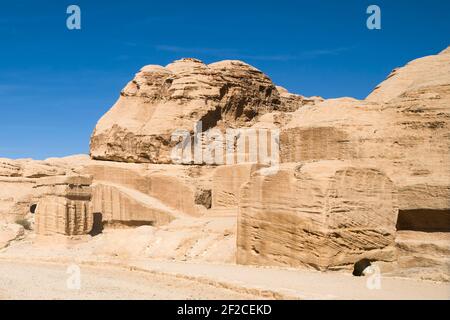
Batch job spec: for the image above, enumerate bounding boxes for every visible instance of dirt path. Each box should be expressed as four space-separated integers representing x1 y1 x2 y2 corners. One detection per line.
0 260 257 300
128 259 450 300
1 257 448 300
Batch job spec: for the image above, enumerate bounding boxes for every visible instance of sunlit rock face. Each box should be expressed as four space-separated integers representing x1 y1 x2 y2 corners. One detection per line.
89 58 312 164
237 47 450 279
1 48 449 282
237 161 398 271
0 155 90 223
34 175 93 236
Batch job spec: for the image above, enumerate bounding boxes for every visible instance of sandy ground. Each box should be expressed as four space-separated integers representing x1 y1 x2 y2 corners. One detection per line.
1 232 449 300
0 260 257 300
127 259 450 300
1 257 448 300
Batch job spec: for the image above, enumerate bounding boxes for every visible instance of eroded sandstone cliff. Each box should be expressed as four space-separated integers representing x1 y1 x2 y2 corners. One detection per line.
90 58 317 163
1 47 449 281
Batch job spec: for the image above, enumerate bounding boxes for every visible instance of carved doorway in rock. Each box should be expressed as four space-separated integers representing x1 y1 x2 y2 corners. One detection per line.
89 212 104 236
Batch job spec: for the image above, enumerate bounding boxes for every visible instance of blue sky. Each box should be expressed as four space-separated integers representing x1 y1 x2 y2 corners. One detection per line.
0 0 449 159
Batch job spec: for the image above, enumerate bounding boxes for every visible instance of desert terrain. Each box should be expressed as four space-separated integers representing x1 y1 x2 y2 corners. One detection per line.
1 47 449 300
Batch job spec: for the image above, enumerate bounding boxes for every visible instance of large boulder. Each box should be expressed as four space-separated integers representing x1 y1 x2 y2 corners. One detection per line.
237 161 398 270
90 58 310 164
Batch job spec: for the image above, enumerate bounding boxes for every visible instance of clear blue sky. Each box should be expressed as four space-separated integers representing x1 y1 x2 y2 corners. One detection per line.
1 0 449 159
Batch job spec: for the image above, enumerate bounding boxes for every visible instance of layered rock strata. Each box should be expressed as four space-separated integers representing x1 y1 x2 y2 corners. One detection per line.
34 176 93 236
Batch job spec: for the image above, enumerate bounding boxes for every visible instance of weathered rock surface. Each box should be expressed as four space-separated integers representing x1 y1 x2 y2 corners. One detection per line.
83 161 214 217
394 231 450 282
274 48 450 168
0 177 35 222
239 47 450 279
91 216 236 263
212 163 264 210
237 161 398 270
91 183 179 226
0 223 24 249
90 58 313 163
34 175 93 236
276 90 449 211
0 155 91 222
0 155 89 178
367 46 450 102
1 48 449 282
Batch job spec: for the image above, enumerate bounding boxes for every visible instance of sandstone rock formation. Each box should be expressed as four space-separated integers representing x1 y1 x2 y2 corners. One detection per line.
83 161 215 219
34 175 93 236
366 46 450 103
238 47 450 278
90 217 236 263
0 155 90 223
1 48 449 282
0 223 24 249
237 161 398 270
90 58 315 164
212 163 264 211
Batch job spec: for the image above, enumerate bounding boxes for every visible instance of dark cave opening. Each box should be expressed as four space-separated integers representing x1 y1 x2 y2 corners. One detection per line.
29 204 37 214
89 212 104 236
352 258 372 276
104 220 155 228
396 209 450 232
